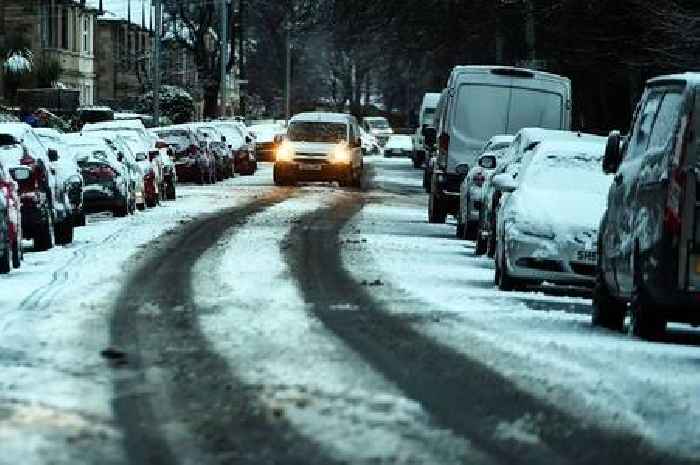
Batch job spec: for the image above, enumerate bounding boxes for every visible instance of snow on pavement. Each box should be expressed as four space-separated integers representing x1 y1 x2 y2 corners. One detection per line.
194 188 490 465
0 170 273 465
342 158 700 460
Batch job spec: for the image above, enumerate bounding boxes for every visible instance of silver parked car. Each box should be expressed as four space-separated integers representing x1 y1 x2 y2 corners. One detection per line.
493 136 610 291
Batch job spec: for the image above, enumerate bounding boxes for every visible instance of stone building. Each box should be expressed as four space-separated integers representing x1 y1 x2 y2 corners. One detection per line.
0 0 98 106
94 11 152 109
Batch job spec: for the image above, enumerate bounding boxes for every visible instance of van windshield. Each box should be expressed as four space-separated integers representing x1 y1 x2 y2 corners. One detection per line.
454 84 563 140
288 122 347 143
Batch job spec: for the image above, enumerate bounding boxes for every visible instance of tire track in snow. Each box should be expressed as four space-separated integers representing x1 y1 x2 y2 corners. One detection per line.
284 193 692 465
110 188 345 465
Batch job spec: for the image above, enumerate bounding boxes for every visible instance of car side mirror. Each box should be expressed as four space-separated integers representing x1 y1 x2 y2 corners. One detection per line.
273 134 284 145
47 148 59 162
423 127 437 147
221 136 227 143
603 130 622 174
492 173 518 193
10 166 31 182
246 136 252 144
456 163 469 177
135 153 147 161
148 151 158 161
479 155 497 170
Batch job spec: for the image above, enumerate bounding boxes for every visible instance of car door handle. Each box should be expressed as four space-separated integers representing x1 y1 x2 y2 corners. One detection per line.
614 174 624 185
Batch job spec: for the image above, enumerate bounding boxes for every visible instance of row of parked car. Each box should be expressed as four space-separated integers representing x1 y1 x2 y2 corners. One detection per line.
0 118 258 274
417 65 700 341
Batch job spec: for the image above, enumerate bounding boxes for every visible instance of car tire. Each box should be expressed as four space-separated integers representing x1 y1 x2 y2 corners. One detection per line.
412 157 421 169
464 220 478 241
12 238 21 269
74 212 87 227
423 168 431 193
34 214 54 252
428 191 447 224
0 239 10 274
591 274 626 331
474 235 488 256
166 182 176 201
629 284 666 340
55 219 74 245
497 249 519 292
137 202 146 211
146 196 157 208
456 221 465 238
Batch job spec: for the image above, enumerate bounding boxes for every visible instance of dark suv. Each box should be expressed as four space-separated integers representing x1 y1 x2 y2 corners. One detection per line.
594 72 700 340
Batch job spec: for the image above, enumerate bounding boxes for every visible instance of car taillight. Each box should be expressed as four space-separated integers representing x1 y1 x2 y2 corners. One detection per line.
474 172 486 187
439 133 450 152
664 116 689 236
20 147 35 166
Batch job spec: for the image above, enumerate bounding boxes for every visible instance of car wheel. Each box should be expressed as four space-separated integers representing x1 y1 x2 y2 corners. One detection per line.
497 248 519 292
423 168 432 193
629 284 666 340
166 182 176 201
428 191 447 224
74 211 87 227
12 238 21 269
456 220 465 238
54 219 74 245
591 273 626 331
34 214 54 252
0 239 10 274
474 235 488 256
412 157 421 169
137 203 145 211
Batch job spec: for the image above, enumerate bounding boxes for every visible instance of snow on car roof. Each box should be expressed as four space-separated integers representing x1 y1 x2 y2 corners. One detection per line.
62 133 111 147
0 122 32 139
83 119 146 132
489 135 515 145
290 112 351 124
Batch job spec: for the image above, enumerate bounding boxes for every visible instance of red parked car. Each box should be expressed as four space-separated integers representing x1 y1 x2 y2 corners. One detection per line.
0 161 25 272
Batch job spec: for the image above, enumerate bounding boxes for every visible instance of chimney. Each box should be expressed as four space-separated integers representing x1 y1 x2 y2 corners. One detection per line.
127 0 131 25
99 0 103 15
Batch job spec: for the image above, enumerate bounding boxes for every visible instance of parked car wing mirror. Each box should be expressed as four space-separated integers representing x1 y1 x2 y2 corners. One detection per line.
135 152 147 161
479 155 497 170
148 150 158 161
455 163 469 176
10 166 31 181
47 148 59 162
603 130 622 174
246 136 253 144
273 134 285 145
117 152 125 162
221 136 227 143
492 173 518 193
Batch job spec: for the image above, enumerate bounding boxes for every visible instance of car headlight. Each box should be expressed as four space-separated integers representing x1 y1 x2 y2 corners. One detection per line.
276 142 295 162
331 144 351 164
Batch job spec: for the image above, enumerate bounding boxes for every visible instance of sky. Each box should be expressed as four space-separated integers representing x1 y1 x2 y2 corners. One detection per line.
86 0 154 27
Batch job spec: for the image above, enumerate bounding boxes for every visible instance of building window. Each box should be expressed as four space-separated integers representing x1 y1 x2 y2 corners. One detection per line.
61 8 69 50
83 16 89 53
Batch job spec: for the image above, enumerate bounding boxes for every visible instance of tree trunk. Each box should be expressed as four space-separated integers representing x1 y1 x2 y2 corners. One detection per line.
203 82 220 119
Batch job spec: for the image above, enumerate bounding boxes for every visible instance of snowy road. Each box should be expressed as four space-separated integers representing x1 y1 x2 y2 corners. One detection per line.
0 158 698 464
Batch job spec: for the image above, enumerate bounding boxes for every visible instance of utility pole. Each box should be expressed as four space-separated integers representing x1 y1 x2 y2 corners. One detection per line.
285 21 291 124
238 0 246 117
220 0 228 117
153 0 161 124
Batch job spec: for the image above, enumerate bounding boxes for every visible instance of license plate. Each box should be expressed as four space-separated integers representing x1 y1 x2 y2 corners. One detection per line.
298 163 322 171
576 250 597 263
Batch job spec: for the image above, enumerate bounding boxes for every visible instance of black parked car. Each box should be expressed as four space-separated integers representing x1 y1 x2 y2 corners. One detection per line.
594 72 700 340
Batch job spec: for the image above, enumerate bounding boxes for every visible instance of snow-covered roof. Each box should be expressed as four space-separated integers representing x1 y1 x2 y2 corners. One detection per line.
62 133 111 147
0 123 31 139
83 119 146 132
531 137 607 158
291 112 352 124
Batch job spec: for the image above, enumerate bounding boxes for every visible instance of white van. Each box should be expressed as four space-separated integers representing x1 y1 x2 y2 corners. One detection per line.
429 66 572 223
412 92 441 168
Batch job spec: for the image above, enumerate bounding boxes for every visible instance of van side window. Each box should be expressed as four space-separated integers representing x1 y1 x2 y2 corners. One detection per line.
648 92 683 152
627 92 662 159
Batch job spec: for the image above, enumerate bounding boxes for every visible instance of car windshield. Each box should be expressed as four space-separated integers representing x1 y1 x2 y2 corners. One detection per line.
0 134 20 146
287 122 347 143
454 85 563 140
368 119 390 129
522 151 609 194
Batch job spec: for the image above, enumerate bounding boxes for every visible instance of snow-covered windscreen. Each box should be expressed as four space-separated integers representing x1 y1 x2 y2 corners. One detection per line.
288 122 347 143
454 84 563 141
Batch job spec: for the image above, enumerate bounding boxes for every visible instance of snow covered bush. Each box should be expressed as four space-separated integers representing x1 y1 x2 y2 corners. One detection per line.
136 85 195 124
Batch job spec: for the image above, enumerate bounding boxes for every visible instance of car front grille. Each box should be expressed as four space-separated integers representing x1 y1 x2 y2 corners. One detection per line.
516 258 565 273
